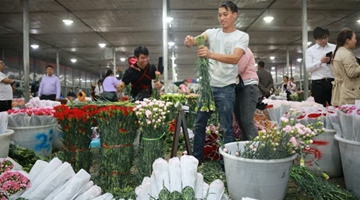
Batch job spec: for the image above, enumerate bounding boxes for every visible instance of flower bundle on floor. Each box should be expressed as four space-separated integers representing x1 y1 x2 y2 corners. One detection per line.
224 117 324 160
53 104 96 172
0 160 30 199
195 35 215 112
134 98 172 177
7 107 56 127
95 103 138 191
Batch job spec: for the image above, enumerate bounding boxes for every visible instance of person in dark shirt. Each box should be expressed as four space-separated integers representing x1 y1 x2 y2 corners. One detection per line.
117 46 159 101
12 82 24 98
67 88 76 98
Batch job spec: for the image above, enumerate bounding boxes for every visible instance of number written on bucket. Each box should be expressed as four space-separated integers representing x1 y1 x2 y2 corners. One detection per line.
35 129 54 153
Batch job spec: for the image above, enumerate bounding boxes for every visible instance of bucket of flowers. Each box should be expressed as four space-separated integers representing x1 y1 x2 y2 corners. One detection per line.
219 117 324 200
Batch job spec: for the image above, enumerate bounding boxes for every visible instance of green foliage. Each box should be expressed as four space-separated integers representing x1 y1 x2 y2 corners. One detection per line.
290 166 359 200
8 144 46 172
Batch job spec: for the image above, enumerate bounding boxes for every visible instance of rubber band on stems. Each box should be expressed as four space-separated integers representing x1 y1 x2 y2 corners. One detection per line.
142 132 166 141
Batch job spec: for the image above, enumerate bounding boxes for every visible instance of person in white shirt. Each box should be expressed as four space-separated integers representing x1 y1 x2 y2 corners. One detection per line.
306 27 336 107
184 1 249 165
94 79 103 100
0 59 15 111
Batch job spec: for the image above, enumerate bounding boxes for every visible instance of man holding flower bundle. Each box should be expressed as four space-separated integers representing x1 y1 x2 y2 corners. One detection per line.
117 46 160 101
184 1 249 164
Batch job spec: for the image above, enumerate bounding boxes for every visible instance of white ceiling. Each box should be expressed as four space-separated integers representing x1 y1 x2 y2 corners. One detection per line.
0 0 360 81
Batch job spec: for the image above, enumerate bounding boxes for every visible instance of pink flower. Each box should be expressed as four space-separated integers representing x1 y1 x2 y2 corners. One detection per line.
289 136 299 147
282 125 292 133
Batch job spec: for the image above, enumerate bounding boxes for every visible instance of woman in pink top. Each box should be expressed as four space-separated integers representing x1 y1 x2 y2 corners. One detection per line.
234 48 259 140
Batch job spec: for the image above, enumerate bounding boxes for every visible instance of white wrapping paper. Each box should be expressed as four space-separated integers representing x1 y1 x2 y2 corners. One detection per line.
153 158 170 193
207 179 225 200
52 169 91 200
23 161 75 199
21 157 63 198
168 157 182 192
180 155 198 189
0 111 8 133
74 185 102 200
150 173 158 198
195 173 204 199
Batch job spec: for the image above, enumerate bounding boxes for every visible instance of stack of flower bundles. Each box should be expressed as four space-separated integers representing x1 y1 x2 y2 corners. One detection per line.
135 155 228 200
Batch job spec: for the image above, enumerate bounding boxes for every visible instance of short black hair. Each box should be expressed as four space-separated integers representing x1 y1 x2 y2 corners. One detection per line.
105 69 113 77
134 46 149 57
183 79 188 83
219 1 238 13
258 61 265 68
313 27 329 40
46 65 53 69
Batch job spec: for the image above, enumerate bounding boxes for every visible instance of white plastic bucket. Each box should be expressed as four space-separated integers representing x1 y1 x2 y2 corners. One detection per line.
10 124 56 157
0 129 14 158
304 129 342 177
219 141 296 200
53 124 63 149
334 133 360 198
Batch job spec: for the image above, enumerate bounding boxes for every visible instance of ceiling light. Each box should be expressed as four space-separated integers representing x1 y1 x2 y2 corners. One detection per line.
167 17 173 23
307 41 312 45
120 57 126 62
297 58 302 62
71 58 77 63
263 16 274 22
98 43 106 48
271 67 275 70
31 44 39 49
357 20 360 23
168 41 175 46
62 19 73 25
270 71 276 75
171 56 176 60
270 56 275 60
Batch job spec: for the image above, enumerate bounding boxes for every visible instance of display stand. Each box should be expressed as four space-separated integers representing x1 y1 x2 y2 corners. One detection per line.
171 107 192 157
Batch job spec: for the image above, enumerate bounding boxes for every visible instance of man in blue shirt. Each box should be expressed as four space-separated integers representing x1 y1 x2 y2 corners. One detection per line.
38 65 61 101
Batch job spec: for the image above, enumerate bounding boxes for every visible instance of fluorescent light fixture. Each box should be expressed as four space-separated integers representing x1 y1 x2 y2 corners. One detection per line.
71 58 77 63
98 43 106 48
307 41 312 45
357 19 360 23
263 16 274 22
62 19 73 25
167 17 173 23
168 41 175 46
270 56 275 60
297 58 302 62
120 57 126 62
271 71 276 74
31 44 39 49
271 67 275 70
171 56 176 60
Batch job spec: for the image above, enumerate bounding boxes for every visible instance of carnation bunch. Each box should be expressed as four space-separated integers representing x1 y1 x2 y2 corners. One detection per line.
134 98 173 177
0 171 30 196
0 160 13 174
133 98 172 131
225 116 324 160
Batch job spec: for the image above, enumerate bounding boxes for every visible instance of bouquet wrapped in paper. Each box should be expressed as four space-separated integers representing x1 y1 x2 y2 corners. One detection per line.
0 159 30 200
338 105 355 140
7 107 57 127
135 156 228 200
